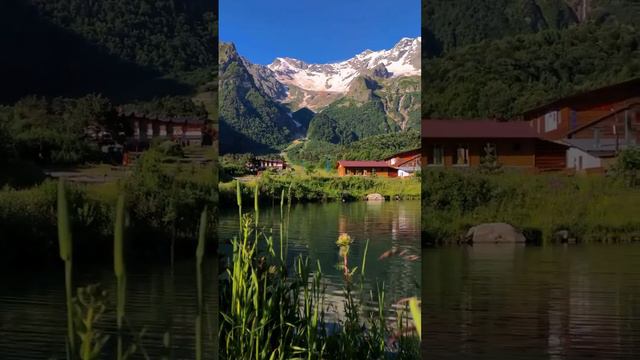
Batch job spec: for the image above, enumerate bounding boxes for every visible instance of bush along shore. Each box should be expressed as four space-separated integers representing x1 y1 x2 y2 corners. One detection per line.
219 183 421 359
0 148 217 266
422 166 640 245
219 171 421 206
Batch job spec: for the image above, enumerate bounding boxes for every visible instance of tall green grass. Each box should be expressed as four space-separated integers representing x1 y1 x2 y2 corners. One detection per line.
57 179 75 358
56 179 211 358
219 184 420 359
114 194 126 360
219 173 420 205
196 207 208 360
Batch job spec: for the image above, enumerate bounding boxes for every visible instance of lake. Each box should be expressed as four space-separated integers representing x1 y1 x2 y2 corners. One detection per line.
422 244 640 359
219 200 421 322
0 258 217 359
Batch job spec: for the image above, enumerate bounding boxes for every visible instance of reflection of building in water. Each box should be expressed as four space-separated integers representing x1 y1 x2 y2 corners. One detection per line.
338 214 348 235
389 204 420 242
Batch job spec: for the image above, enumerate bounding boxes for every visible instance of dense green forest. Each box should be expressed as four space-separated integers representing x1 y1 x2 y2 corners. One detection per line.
219 43 299 154
1 0 217 103
424 0 640 57
287 131 421 168
423 0 640 119
0 95 123 166
307 100 394 144
424 0 577 57
121 96 208 119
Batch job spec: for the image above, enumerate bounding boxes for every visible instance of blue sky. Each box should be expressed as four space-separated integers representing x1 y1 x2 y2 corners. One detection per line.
220 0 421 65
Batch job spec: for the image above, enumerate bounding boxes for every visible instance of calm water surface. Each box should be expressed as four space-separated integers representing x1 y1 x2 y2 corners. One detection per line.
219 200 421 320
423 244 640 359
0 258 217 359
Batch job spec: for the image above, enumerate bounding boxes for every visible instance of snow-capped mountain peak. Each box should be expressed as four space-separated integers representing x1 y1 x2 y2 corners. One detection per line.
267 37 421 93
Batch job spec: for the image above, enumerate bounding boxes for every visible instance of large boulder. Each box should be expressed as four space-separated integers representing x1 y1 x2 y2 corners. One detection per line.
465 223 526 244
365 193 385 201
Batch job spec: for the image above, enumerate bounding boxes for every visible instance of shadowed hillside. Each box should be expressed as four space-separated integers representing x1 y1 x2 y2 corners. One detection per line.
0 0 216 103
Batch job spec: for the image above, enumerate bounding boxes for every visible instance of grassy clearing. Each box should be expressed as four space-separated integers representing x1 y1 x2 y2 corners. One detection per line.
422 169 640 244
219 183 421 359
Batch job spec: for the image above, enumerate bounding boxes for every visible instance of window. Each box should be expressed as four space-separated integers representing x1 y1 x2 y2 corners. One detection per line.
594 128 601 149
570 110 577 130
454 144 469 166
544 111 558 132
512 142 521 152
431 144 444 165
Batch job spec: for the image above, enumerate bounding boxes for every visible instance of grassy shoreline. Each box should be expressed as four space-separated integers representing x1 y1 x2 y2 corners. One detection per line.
422 169 640 245
0 149 216 265
220 172 421 205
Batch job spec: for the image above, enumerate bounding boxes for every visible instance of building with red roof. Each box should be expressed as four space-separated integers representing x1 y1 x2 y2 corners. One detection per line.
521 78 640 171
337 160 395 177
337 147 422 177
422 119 567 171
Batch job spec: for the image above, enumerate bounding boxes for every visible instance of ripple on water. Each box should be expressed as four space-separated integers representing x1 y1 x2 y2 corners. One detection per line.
422 244 640 359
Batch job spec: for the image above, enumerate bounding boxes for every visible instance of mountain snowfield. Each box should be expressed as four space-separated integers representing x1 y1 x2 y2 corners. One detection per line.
267 37 421 93
218 37 421 153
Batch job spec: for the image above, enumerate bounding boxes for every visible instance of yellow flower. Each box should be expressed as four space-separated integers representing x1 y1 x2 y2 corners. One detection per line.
336 233 352 247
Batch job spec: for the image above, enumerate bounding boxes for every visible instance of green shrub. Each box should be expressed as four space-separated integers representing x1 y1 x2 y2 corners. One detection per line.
614 146 640 187
155 140 184 157
422 169 640 243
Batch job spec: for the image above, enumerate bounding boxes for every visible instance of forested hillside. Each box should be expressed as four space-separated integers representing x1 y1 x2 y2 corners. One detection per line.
219 43 299 154
288 131 421 168
423 0 640 118
307 75 420 145
424 0 640 57
0 0 217 103
0 0 217 177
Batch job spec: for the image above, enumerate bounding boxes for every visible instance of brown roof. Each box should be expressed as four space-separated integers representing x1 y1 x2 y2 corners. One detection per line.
422 119 539 138
522 77 640 119
337 160 390 168
383 148 421 160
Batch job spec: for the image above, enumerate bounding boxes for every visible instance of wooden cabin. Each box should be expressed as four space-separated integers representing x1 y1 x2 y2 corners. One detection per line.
521 78 640 171
563 101 640 171
246 158 287 173
118 109 207 147
258 159 286 169
422 119 567 171
384 148 421 177
337 161 397 177
522 78 640 141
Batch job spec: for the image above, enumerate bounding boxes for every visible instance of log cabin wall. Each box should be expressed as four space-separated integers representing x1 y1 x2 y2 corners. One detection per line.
424 138 537 168
534 139 567 171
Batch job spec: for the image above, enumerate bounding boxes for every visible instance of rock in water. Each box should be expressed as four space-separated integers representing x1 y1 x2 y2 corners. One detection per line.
366 193 385 201
465 223 526 244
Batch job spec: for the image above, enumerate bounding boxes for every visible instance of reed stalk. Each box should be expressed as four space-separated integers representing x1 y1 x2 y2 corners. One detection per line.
279 189 285 262
57 179 75 358
254 183 259 227
236 180 242 232
195 207 208 360
114 194 127 360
